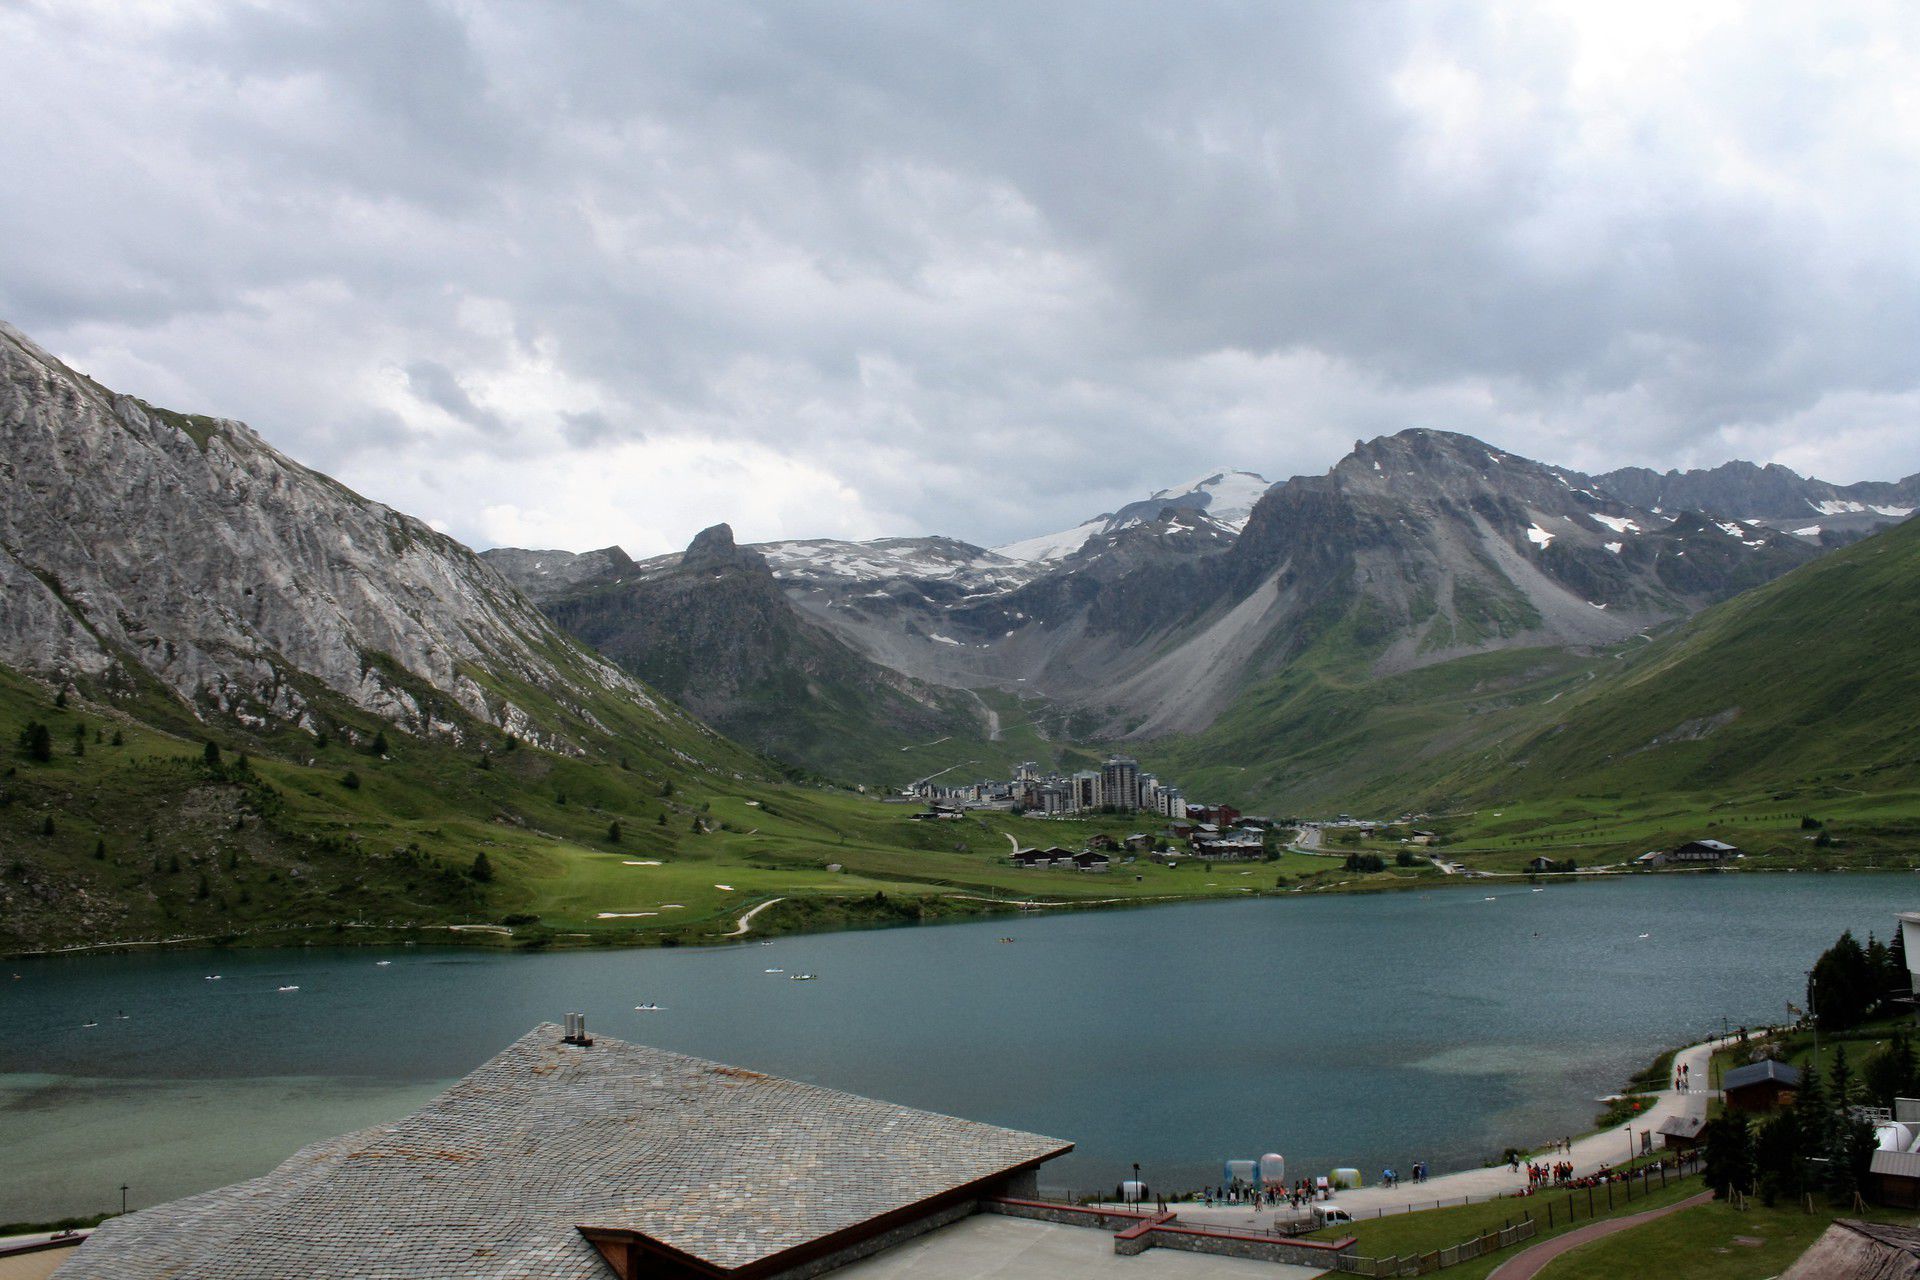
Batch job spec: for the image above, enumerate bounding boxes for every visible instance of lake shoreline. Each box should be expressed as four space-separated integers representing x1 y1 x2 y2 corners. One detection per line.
5 862 1900 961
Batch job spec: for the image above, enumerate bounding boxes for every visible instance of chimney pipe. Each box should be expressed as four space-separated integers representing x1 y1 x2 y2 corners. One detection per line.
563 1012 592 1046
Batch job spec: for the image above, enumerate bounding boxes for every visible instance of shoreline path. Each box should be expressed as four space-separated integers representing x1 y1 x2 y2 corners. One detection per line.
1119 1036 1731 1231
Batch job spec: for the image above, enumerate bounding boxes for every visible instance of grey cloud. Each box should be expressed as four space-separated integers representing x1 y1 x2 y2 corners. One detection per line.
0 1 1916 550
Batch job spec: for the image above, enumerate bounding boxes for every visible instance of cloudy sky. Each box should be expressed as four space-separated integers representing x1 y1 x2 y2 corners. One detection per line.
3 1 1918 555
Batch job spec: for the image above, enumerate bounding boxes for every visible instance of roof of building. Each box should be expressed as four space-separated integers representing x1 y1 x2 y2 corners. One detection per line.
55 1025 1071 1280
1677 839 1738 853
1873 1150 1920 1180
1657 1115 1707 1139
1723 1059 1802 1091
1781 1218 1920 1280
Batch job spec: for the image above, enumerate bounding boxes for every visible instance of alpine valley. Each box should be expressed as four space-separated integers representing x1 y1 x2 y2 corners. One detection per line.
3 316 1918 955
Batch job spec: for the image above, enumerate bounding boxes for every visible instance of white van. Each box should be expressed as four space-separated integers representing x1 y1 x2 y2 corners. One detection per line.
1313 1204 1354 1228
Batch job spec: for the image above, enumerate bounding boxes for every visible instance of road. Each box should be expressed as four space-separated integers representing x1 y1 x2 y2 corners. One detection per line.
723 898 787 938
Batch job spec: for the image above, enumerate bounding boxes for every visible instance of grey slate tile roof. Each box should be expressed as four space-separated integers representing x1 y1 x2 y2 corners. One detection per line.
1722 1059 1801 1091
54 1024 1071 1279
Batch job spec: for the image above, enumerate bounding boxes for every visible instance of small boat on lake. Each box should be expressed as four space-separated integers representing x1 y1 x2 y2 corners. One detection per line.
277 984 300 992
790 974 817 981
634 1003 664 1012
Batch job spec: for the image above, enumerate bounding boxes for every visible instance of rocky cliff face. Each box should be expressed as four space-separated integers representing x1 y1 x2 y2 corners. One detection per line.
485 525 985 776
777 429 1823 737
0 321 669 748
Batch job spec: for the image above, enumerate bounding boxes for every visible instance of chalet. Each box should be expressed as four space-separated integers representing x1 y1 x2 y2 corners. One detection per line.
1656 1114 1707 1153
1192 836 1264 861
1409 830 1437 846
1069 851 1112 872
1124 833 1153 852
1086 833 1119 852
1670 839 1739 863
1723 1059 1801 1112
1008 849 1052 868
1526 856 1558 873
1870 1151 1920 1211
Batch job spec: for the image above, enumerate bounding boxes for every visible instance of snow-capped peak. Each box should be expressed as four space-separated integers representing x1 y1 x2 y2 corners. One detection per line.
994 467 1272 563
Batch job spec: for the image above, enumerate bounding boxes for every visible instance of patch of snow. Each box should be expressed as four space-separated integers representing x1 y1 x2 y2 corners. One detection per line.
1588 601 1608 609
1372 460 1383 472
1792 524 1822 536
928 634 962 646
1604 541 1623 554
1715 521 1745 538
1872 504 1915 518
1811 499 1867 515
1590 514 1640 535
1525 523 1555 548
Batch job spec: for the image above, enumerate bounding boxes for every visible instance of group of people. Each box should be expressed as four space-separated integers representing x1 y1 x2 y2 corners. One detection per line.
1523 1160 1577 1188
1203 1182 1316 1208
1673 1062 1694 1092
1379 1162 1428 1187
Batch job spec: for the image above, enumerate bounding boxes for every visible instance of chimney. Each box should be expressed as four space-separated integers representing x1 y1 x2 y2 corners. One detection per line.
562 1012 592 1046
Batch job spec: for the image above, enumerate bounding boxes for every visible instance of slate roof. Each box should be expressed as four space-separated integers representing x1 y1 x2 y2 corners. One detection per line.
1657 1115 1707 1139
1723 1059 1802 1091
54 1024 1071 1279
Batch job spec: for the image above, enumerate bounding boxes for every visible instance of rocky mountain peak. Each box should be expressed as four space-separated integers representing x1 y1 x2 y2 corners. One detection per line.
682 523 769 575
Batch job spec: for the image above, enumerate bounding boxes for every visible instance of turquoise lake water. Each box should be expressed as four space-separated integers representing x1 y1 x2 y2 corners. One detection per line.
0 873 1908 1220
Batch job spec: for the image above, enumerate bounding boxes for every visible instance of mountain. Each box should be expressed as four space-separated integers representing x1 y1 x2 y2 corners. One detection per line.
993 468 1272 563
483 526 999 780
786 430 1822 741
1590 460 1920 540
0 321 701 757
1462 506 1920 801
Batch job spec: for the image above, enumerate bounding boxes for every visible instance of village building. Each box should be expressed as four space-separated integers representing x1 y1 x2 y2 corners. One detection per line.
55 1023 1073 1280
1722 1059 1801 1112
1655 1114 1706 1153
1668 838 1740 864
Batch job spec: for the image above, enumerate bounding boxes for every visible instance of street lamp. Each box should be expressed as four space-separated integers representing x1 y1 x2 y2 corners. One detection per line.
1132 1162 1141 1206
119 1184 128 1215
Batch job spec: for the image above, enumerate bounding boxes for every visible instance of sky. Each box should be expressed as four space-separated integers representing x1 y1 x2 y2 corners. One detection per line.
3 1 1918 556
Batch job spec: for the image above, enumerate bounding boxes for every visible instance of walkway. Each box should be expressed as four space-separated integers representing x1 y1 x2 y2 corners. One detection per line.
723 897 786 938
1132 1036 1729 1231
1483 1190 1712 1280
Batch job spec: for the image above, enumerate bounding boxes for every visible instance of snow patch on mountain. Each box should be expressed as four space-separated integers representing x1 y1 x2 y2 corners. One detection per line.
994 467 1272 562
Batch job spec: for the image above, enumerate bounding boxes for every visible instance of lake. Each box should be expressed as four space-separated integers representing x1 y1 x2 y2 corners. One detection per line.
0 872 1907 1220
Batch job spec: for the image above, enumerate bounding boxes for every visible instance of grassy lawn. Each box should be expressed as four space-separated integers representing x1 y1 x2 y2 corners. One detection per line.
1532 1199 1920 1280
1303 1174 1704 1280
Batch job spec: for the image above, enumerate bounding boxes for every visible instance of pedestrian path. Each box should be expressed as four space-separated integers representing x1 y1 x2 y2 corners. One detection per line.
1139 1036 1730 1232
1483 1189 1713 1280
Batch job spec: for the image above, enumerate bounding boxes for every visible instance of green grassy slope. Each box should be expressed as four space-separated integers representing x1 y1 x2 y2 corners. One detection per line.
0 663 1322 955
1473 512 1920 800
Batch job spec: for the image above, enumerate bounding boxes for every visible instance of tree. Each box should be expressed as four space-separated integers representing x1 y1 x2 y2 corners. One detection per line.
92 839 107 861
371 730 389 756
17 722 52 763
469 852 494 883
340 770 361 791
40 815 54 837
607 820 622 844
53 689 67 709
110 729 124 747
656 812 667 827
203 740 223 768
1703 1112 1756 1199
1808 931 1875 1030
1866 1033 1917 1107
1754 1108 1805 1207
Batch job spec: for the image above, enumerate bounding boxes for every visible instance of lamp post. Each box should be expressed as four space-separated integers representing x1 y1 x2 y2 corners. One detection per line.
119 1184 128 1215
1132 1162 1141 1206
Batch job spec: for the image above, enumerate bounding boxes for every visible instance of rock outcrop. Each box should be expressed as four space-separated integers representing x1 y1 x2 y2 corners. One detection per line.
0 321 666 747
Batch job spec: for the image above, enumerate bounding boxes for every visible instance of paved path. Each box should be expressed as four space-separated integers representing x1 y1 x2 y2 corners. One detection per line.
1483 1189 1712 1280
1129 1036 1729 1233
724 897 786 937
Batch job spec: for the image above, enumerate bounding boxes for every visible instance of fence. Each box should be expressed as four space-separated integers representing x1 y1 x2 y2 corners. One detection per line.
1334 1219 1538 1277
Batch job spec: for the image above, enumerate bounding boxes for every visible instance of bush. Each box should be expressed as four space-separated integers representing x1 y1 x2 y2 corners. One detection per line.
340 770 362 791
470 852 494 883
17 722 51 763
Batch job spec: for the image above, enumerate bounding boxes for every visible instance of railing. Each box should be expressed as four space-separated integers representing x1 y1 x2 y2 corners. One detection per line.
1334 1219 1538 1276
